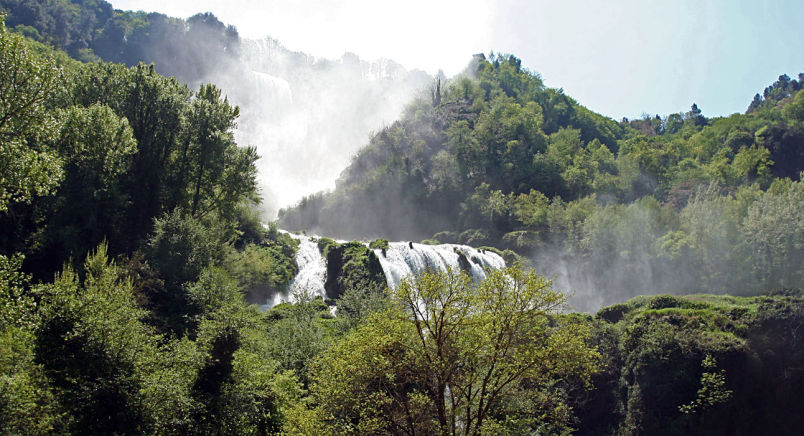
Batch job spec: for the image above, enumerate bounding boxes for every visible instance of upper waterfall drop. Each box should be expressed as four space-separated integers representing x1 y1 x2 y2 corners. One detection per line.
249 70 293 106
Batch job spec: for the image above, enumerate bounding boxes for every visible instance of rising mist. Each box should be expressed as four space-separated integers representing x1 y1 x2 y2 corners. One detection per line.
188 37 432 218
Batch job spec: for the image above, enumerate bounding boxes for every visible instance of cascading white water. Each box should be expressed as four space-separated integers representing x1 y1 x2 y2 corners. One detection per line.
375 242 506 289
267 233 505 309
269 233 327 307
207 39 431 218
249 70 293 106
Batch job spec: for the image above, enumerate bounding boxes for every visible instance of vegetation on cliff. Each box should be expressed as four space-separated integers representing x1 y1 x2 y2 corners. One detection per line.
280 54 803 304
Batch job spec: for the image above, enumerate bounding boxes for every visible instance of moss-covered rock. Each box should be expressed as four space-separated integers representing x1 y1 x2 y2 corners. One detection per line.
368 238 389 251
432 231 460 244
454 248 473 274
323 241 386 301
317 237 337 253
224 230 299 304
582 293 804 435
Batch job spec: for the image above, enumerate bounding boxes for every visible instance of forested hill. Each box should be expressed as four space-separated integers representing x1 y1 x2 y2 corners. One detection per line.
0 0 240 83
281 54 804 306
0 0 435 217
1 6 803 434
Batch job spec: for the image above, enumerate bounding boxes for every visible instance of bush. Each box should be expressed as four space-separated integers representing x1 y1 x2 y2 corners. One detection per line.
597 302 631 323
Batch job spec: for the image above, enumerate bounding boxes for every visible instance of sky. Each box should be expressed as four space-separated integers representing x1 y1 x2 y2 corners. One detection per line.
108 0 802 121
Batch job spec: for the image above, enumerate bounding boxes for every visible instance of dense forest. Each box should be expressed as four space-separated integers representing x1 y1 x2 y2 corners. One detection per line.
1 2 803 435
0 0 433 218
0 0 240 82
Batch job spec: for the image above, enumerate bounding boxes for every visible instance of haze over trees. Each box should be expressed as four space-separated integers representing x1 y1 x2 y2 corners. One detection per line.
0 3 803 435
0 0 434 217
280 53 804 310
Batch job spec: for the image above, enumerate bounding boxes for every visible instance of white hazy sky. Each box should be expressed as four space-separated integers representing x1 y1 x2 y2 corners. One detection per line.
109 0 802 120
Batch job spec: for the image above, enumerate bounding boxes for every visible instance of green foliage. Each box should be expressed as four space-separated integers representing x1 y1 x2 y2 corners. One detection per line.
333 282 392 332
316 236 337 253
185 267 243 315
53 104 136 189
0 254 59 435
25 103 137 272
223 242 297 304
191 305 300 435
146 210 226 289
678 355 733 415
143 210 228 333
0 241 304 434
264 296 334 387
0 13 63 212
585 293 804 435
741 176 804 290
305 266 600 435
368 238 389 251
182 84 256 219
34 242 161 434
0 1 240 83
513 188 550 229
323 240 387 302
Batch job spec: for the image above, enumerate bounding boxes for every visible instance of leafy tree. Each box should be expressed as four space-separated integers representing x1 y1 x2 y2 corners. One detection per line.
685 103 707 127
333 282 392 332
146 210 226 290
0 13 62 212
429 149 461 192
179 83 257 219
265 296 334 387
186 283 301 435
143 210 228 334
446 120 484 183
741 177 804 290
679 184 747 292
783 88 804 122
34 242 161 434
0 254 59 435
512 188 550 229
27 104 137 273
69 62 190 248
308 266 600 435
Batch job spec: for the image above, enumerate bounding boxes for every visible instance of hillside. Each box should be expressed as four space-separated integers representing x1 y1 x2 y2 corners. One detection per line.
0 0 433 215
280 54 804 309
1 5 803 435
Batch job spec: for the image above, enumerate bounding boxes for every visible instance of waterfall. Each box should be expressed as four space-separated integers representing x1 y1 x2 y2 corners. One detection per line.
267 233 505 309
374 242 506 289
268 233 327 307
249 70 293 106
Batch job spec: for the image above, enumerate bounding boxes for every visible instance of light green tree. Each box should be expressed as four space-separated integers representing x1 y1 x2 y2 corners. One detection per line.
35 242 164 434
742 176 804 290
679 355 732 415
512 188 549 229
307 266 600 435
0 254 60 435
0 13 63 212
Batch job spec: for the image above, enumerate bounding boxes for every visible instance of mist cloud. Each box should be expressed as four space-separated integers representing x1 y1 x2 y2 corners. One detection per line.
191 37 432 217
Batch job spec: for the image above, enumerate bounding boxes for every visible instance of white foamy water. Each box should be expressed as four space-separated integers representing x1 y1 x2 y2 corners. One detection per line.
265 232 505 309
267 232 327 307
375 241 505 289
